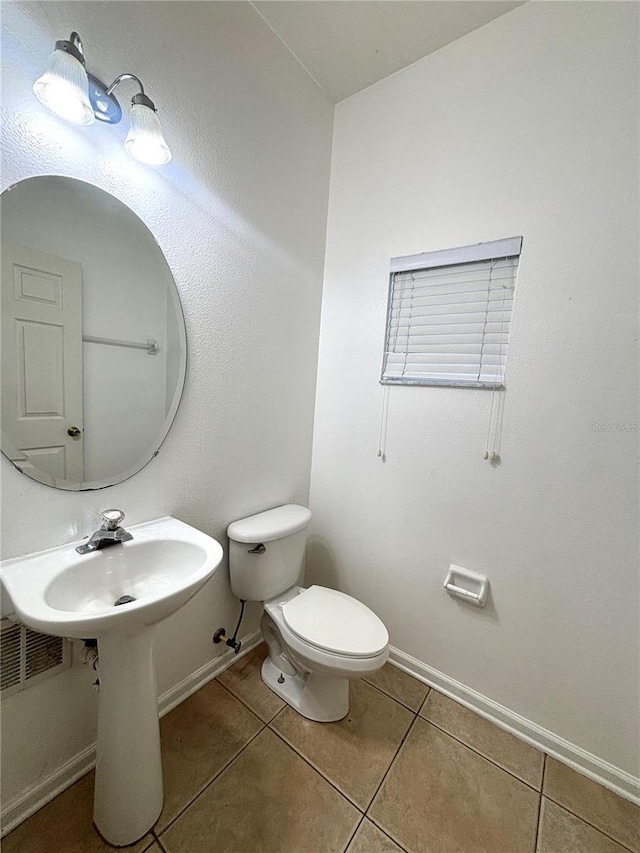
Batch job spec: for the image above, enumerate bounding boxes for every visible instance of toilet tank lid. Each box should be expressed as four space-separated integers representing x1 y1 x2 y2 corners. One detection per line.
227 504 312 543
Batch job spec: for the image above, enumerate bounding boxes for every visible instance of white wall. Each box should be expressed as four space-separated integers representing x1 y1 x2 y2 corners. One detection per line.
309 0 639 786
1 0 332 813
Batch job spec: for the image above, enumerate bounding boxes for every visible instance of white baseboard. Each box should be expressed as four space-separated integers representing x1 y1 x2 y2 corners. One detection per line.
389 646 640 807
0 630 262 837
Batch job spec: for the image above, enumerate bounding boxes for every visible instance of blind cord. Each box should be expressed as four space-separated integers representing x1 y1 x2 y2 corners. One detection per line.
477 260 497 387
483 387 498 461
401 272 416 379
484 256 510 462
377 384 390 459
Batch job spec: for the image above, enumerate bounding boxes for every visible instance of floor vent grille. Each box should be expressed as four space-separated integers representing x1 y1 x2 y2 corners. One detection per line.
0 619 71 697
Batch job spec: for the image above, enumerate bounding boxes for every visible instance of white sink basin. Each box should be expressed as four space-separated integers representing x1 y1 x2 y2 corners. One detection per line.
0 515 223 846
1 516 223 638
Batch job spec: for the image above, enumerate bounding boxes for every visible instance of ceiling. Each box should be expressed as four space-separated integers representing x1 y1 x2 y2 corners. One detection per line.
251 1 525 103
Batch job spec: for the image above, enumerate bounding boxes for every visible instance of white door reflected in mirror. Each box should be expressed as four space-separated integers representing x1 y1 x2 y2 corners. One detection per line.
0 176 186 490
2 242 84 481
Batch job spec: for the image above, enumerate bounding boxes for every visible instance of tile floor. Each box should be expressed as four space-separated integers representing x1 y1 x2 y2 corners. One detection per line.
4 643 639 853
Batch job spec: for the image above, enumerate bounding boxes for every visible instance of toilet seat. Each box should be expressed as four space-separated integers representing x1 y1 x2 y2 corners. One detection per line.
282 585 388 658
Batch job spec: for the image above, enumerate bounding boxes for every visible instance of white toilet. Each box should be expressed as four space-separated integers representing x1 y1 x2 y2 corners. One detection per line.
227 504 389 722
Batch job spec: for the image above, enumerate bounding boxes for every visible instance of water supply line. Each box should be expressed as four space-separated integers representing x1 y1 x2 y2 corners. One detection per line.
213 599 245 654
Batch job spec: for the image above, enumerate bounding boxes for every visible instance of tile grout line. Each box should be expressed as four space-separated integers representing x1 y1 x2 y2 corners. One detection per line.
366 712 419 808
362 677 430 714
362 711 421 850
153 835 168 853
532 754 546 852
269 702 287 725
266 723 367 813
418 715 543 793
364 815 411 853
215 675 285 725
155 720 268 840
538 746 546 791
538 792 637 853
540 751 637 853
341 813 365 853
266 682 418 817
266 708 416 852
366 674 546 795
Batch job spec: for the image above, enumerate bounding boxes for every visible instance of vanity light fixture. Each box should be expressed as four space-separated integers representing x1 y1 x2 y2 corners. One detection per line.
32 32 94 125
33 32 171 165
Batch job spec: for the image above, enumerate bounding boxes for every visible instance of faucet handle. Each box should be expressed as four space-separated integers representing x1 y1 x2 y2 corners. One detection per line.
100 509 125 530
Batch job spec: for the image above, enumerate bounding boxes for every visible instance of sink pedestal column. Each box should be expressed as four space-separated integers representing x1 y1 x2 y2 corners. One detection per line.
94 629 163 846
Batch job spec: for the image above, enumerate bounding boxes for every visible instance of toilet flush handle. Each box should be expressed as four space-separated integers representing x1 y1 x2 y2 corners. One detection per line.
247 543 266 554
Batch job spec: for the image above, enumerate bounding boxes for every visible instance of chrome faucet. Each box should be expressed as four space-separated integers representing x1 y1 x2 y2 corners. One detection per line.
76 509 133 555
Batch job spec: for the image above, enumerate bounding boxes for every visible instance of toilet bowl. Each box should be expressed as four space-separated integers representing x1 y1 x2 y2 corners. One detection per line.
227 505 389 722
261 584 389 721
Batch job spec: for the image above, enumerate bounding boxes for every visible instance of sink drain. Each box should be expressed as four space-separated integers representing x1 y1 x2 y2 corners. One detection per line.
114 595 136 606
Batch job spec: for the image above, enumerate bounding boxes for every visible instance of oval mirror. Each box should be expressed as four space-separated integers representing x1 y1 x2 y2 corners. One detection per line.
1 176 186 490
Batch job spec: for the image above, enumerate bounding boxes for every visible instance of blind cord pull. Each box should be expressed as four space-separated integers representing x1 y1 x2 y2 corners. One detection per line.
484 382 498 461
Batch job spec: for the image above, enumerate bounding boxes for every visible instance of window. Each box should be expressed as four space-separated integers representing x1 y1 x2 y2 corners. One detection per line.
381 236 522 388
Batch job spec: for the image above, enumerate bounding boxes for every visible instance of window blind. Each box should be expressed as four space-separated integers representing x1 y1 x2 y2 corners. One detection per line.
381 237 522 388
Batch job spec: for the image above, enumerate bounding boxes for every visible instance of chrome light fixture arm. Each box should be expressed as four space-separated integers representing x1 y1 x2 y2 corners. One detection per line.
106 73 145 98
106 74 158 112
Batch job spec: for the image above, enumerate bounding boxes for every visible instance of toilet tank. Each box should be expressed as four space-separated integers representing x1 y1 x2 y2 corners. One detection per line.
227 504 312 602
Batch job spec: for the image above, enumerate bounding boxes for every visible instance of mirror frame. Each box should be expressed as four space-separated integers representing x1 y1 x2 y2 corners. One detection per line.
1 174 188 491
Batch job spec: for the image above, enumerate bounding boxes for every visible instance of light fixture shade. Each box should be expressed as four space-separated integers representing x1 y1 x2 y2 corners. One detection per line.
125 104 171 165
33 48 94 126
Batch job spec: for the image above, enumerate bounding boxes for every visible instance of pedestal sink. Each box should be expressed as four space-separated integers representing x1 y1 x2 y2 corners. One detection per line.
0 516 223 846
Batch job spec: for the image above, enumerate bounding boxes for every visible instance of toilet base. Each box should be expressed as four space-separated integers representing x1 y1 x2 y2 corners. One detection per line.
261 657 349 722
